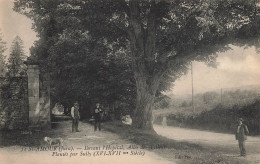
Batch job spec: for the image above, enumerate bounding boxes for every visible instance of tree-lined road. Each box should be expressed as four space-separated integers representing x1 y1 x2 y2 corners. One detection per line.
0 121 174 164
154 125 260 163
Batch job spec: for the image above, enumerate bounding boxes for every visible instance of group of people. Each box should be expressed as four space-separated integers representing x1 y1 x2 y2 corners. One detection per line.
71 102 103 132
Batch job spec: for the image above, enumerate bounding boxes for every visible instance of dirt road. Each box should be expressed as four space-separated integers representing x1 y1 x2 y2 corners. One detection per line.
0 121 174 164
154 125 260 163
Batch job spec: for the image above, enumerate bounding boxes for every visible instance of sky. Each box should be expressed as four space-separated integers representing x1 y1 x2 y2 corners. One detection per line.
0 0 260 95
0 0 37 57
170 46 260 95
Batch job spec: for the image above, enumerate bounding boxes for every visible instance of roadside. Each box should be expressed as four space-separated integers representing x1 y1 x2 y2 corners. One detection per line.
102 121 251 164
0 120 173 164
154 125 260 164
0 120 256 164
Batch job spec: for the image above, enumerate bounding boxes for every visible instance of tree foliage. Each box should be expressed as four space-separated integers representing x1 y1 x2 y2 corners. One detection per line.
7 36 27 77
14 0 260 129
166 98 260 135
0 29 7 77
12 1 136 117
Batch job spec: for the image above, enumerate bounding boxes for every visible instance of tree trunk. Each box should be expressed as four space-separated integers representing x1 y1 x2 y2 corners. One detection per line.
132 72 160 130
128 0 159 130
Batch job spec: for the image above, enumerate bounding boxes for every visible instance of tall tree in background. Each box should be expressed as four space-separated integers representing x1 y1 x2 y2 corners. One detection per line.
0 29 7 77
7 36 26 77
14 0 260 129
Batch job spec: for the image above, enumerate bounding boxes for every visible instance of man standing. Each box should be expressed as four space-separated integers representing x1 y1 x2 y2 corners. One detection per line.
71 102 80 132
235 118 249 157
94 103 102 131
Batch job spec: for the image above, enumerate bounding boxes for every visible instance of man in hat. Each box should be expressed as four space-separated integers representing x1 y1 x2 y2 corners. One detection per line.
235 118 249 156
71 102 80 132
93 103 102 131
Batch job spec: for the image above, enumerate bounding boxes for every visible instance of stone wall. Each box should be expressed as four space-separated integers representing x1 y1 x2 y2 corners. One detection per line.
0 64 51 130
0 77 29 130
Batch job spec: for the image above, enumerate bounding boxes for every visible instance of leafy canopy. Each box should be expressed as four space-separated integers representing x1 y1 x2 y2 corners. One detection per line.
13 0 260 124
14 0 260 82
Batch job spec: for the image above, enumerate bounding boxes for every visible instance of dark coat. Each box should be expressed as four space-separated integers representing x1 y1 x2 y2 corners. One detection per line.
71 106 80 119
235 124 249 141
94 107 102 120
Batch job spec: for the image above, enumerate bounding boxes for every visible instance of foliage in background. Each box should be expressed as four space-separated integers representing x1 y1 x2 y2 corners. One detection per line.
0 77 28 130
165 99 260 135
6 36 27 77
0 29 7 77
0 33 28 130
156 88 259 113
154 88 260 135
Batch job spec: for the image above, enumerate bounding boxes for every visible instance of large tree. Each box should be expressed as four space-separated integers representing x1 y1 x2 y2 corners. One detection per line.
0 29 7 77
14 0 260 129
16 2 137 117
7 36 27 77
48 30 137 117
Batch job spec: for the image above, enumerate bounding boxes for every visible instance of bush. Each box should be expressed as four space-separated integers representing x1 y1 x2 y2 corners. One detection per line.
166 99 260 135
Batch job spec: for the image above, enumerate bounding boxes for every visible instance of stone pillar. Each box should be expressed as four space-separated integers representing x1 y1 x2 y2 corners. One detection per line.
27 65 40 128
39 72 51 129
27 64 50 129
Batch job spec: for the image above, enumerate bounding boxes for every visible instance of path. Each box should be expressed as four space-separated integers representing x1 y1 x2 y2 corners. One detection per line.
154 125 260 163
0 121 174 164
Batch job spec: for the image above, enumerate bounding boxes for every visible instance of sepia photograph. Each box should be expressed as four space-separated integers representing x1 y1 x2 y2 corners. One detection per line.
0 0 260 163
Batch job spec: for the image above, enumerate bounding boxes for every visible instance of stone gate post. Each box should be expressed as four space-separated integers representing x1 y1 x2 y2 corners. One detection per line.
27 63 51 129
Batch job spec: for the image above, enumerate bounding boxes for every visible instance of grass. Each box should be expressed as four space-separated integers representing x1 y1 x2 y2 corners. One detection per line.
102 120 249 164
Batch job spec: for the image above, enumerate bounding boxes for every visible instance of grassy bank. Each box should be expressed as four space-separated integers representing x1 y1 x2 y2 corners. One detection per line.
102 121 249 164
154 99 260 135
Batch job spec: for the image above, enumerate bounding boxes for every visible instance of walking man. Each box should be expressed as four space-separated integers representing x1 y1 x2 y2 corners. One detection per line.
94 103 102 131
71 102 80 132
235 118 249 156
